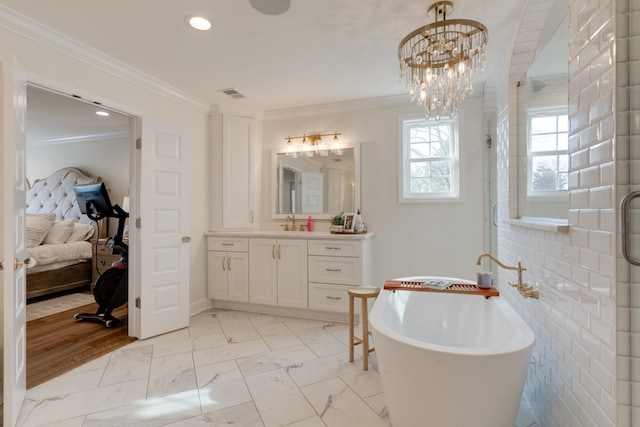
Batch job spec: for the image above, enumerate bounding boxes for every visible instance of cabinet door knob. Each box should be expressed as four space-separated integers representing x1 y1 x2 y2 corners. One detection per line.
222 257 226 271
227 256 231 271
182 236 191 243
326 268 342 272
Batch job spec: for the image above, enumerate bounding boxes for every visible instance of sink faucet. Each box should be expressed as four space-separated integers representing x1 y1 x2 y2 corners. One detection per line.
286 214 296 231
476 253 527 291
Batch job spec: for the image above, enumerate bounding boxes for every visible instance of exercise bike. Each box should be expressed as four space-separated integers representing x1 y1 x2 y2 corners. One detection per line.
72 182 129 328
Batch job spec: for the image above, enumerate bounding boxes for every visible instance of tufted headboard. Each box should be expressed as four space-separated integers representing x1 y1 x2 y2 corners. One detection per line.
26 167 103 224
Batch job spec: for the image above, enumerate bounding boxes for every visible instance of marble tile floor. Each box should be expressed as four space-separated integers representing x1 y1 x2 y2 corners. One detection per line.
18 308 538 426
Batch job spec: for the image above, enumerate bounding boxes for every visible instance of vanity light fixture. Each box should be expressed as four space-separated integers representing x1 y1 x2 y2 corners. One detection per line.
284 132 342 158
398 1 488 120
95 110 110 117
187 15 212 31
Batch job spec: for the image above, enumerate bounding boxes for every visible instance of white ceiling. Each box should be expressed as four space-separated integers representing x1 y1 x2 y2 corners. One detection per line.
3 0 526 118
26 85 131 145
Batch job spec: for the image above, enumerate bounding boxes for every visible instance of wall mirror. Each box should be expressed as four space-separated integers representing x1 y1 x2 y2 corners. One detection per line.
272 146 359 219
517 0 568 220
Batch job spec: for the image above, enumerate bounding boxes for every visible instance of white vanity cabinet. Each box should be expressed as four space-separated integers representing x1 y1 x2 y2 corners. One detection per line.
207 237 249 302
210 114 256 231
249 238 308 308
307 239 371 313
206 231 373 321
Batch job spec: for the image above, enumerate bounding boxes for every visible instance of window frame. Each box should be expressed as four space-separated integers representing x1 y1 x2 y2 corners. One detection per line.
526 107 569 198
399 115 460 202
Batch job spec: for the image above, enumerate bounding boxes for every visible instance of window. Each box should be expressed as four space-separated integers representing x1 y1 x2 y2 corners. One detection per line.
400 117 459 201
528 109 568 195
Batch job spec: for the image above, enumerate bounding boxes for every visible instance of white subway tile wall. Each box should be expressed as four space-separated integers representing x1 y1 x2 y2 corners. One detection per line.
496 0 630 426
619 0 640 425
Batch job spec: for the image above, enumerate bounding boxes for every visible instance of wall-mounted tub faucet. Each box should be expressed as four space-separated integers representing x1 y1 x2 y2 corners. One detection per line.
476 253 538 298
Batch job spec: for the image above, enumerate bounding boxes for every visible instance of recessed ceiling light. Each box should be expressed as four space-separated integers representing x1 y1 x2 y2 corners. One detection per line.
187 16 212 31
95 111 110 117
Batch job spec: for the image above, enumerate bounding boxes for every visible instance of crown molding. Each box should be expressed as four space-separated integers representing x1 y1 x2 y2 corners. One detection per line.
263 94 412 121
0 5 210 113
29 130 130 146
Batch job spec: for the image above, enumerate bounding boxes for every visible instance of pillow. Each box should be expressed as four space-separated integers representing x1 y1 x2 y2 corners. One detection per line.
25 214 56 248
43 219 74 244
66 222 95 242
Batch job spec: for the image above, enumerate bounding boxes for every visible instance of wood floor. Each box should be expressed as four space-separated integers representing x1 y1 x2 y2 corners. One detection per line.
26 303 135 389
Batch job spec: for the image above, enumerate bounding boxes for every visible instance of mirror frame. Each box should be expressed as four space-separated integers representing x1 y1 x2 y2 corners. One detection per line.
271 144 360 220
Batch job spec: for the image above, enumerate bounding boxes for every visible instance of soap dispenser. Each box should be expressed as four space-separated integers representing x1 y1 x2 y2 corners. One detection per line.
354 209 364 232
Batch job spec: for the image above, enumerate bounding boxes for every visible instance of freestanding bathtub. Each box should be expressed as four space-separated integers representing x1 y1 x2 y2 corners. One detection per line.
369 277 535 427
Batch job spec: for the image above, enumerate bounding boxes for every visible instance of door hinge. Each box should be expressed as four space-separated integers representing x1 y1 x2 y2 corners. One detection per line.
135 297 141 308
136 218 141 229
136 137 142 149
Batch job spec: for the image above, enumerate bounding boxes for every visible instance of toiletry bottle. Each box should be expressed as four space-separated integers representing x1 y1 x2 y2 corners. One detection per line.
355 209 364 232
307 216 313 232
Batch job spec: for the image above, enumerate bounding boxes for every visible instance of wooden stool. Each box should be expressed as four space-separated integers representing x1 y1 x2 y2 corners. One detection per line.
348 286 380 370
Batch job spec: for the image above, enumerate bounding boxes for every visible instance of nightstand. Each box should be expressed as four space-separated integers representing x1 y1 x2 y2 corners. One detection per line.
91 238 125 284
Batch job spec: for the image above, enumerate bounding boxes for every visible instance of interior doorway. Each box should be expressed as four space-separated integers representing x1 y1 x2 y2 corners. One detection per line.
24 83 134 387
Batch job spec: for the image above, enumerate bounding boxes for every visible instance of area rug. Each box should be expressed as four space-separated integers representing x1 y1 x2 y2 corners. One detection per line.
27 293 96 321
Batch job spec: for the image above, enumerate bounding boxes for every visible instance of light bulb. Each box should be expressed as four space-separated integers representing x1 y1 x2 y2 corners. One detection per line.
187 16 211 31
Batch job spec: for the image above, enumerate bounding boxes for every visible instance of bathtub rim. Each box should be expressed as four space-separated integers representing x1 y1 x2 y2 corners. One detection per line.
370 278 535 356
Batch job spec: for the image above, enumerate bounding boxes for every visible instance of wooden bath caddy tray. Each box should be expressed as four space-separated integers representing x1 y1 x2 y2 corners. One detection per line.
383 280 500 298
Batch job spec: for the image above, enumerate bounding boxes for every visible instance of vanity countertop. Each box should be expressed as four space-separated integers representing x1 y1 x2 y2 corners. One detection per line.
205 230 374 240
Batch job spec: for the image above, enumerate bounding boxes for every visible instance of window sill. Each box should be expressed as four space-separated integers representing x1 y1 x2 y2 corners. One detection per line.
506 217 569 233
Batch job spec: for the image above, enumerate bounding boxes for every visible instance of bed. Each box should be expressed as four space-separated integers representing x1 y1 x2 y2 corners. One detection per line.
25 167 104 299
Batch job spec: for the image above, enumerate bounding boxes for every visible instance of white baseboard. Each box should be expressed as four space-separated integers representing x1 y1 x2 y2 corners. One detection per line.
208 299 353 324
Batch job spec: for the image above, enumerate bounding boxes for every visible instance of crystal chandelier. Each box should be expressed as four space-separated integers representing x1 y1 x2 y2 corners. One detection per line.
398 1 488 120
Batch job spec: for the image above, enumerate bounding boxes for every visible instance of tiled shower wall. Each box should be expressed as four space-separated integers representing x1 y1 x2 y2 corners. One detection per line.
496 0 626 425
617 0 640 424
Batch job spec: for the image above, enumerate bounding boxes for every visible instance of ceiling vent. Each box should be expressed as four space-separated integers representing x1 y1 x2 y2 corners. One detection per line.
219 88 245 99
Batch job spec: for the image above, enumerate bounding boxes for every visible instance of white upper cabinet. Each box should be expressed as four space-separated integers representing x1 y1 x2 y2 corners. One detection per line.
210 114 257 230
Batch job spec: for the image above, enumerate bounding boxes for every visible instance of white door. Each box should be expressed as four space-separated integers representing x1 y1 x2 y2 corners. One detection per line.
277 239 308 308
138 119 190 339
227 251 249 302
223 115 253 229
301 172 323 213
0 52 28 427
207 251 228 300
249 238 278 305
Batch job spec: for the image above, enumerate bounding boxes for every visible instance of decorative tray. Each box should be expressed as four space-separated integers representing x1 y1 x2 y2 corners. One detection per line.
383 279 500 298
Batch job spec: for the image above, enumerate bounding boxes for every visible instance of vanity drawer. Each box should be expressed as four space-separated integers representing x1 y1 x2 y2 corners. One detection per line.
308 240 361 257
308 256 361 286
207 237 249 252
308 283 349 313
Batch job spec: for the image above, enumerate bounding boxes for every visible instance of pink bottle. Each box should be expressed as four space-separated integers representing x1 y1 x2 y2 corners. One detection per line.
307 216 313 232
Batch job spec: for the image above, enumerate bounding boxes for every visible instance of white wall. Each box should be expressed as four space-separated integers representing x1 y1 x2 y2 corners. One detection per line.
27 138 129 200
0 26 210 313
27 137 130 232
262 96 488 284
